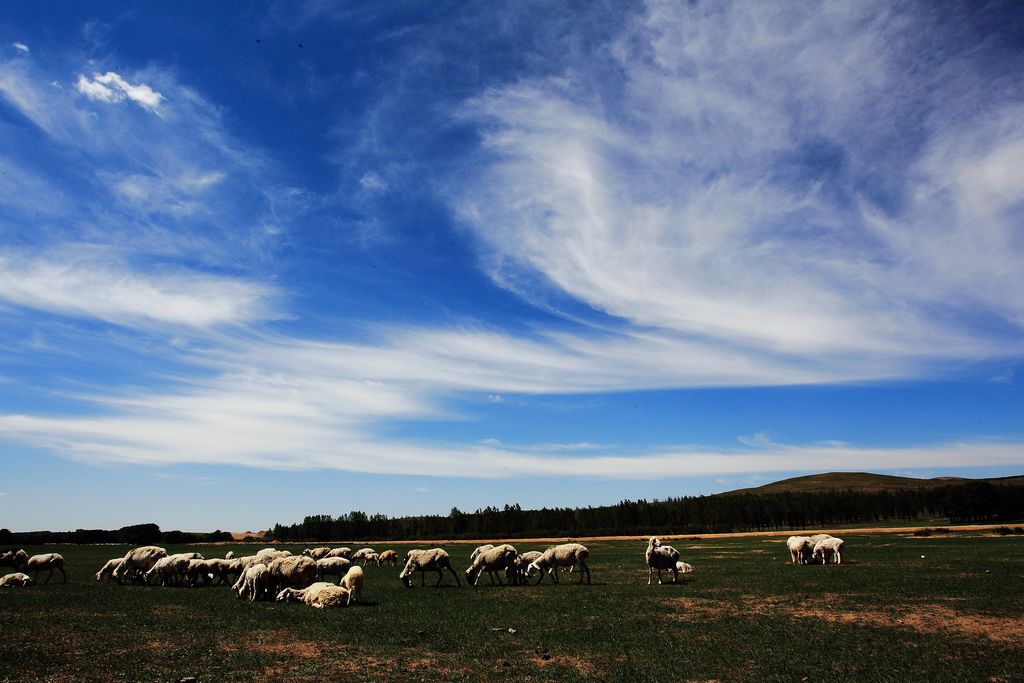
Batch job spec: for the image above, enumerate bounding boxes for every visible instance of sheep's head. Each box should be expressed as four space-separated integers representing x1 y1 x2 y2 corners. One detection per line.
526 562 542 577
649 537 661 550
276 588 298 602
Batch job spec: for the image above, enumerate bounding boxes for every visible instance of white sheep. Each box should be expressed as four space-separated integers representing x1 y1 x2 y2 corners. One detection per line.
235 563 271 602
96 558 126 582
528 543 590 584
675 561 695 574
812 537 846 565
377 550 398 567
145 554 191 586
225 551 235 560
364 552 381 567
809 533 833 543
465 544 518 586
315 557 352 582
339 565 364 605
646 537 681 585
786 536 815 565
26 553 66 584
399 548 461 587
0 549 29 571
116 546 167 584
276 582 351 608
469 544 495 563
0 572 32 587
254 548 292 566
351 548 376 565
267 555 318 595
506 551 543 585
208 558 243 585
325 547 352 559
302 547 332 560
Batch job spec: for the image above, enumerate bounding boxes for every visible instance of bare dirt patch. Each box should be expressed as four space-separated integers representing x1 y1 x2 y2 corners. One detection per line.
664 595 1024 644
533 654 600 677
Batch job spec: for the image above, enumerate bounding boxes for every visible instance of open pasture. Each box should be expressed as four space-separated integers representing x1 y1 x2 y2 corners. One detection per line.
1 533 1022 681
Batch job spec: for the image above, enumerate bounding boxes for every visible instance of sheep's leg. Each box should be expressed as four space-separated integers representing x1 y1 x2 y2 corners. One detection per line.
448 564 462 587
836 550 842 565
579 559 590 584
420 570 426 587
550 566 559 584
671 568 679 583
435 568 444 587
648 566 653 585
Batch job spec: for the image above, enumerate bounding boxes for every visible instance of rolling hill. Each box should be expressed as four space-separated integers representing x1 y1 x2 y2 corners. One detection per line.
719 471 1024 496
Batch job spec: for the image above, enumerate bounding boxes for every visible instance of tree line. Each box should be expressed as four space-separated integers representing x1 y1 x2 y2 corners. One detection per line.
0 523 235 547
270 480 1024 542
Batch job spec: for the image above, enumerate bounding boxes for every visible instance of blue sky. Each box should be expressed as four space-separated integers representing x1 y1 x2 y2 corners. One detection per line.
0 1 1022 532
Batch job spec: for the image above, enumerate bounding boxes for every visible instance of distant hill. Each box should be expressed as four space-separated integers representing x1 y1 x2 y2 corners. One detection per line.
719 472 1024 496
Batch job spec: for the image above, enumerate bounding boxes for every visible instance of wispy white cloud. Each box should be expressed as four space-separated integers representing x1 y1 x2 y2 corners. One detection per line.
12 42 29 54
76 71 163 112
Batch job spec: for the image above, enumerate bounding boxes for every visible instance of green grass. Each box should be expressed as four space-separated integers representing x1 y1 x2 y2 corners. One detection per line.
1 533 1022 681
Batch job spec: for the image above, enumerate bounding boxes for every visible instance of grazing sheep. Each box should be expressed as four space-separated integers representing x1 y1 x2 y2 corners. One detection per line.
267 555 318 595
466 544 518 586
0 572 32 587
0 549 29 571
469 544 495 563
339 565 364 605
207 558 243 585
96 558 125 582
646 537 681 585
145 554 191 586
254 548 291 566
786 536 815 565
235 563 271 602
365 552 381 567
26 553 66 584
676 561 695 574
399 548 461 587
303 547 332 560
325 547 352 559
377 550 398 567
506 551 543 586
183 559 214 587
809 533 833 543
351 548 376 565
117 546 167 584
812 537 846 565
315 557 352 582
276 582 351 609
528 543 590 585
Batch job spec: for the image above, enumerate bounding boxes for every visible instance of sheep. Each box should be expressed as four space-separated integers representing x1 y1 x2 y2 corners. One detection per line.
377 550 398 567
469 544 495 563
351 548 376 565
0 572 32 587
365 552 381 567
254 548 291 566
399 548 461 587
116 546 167 584
276 582 351 609
96 558 126 582
809 533 833 543
339 565 364 605
465 544 518 586
302 547 332 560
812 537 846 565
26 553 66 584
208 558 243 585
267 555 318 596
225 551 235 560
235 563 271 602
506 551 543 586
676 561 695 574
315 557 352 582
646 537 681 585
145 554 191 586
183 559 214 587
0 549 29 571
786 536 815 565
325 547 352 559
528 543 590 584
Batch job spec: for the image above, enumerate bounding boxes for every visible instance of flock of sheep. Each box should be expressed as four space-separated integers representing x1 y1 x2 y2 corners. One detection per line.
0 534 848 604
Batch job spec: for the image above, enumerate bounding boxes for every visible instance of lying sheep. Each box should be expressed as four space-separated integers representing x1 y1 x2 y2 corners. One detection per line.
786 536 815 565
96 558 126 582
116 546 167 584
400 549 461 587
466 544 518 586
351 548 376 565
0 549 29 571
646 537 681 585
235 563 271 602
315 557 352 582
276 582 351 609
26 553 66 584
528 543 590 584
675 561 695 574
339 565 364 605
506 551 542 586
267 555 318 596
0 572 32 587
377 550 398 567
303 547 332 561
812 537 845 565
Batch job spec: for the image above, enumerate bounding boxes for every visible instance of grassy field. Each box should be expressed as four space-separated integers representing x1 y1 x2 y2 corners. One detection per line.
1 532 1022 682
